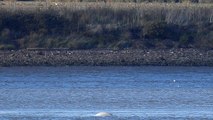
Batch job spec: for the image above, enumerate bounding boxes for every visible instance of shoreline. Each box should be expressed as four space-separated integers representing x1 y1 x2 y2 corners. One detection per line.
1 49 213 66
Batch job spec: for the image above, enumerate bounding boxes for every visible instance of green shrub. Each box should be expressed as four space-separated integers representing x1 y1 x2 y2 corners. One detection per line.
0 44 15 50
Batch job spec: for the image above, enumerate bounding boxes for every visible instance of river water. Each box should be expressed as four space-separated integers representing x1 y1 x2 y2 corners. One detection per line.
0 66 212 120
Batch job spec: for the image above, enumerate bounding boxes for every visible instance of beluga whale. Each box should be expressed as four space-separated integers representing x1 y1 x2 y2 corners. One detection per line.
95 112 112 117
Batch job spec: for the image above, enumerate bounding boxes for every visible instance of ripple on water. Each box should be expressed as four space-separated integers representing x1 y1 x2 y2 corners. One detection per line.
0 109 213 120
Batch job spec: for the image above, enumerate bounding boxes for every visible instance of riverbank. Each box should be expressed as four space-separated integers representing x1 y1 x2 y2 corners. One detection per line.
0 2 212 50
1 49 213 66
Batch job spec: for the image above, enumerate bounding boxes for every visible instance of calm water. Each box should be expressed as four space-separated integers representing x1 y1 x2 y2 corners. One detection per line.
0 66 212 120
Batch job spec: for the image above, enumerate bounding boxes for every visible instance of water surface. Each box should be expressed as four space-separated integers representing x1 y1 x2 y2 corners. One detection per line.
0 66 212 119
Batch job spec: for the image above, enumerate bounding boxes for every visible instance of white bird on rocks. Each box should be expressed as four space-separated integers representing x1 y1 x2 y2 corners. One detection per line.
95 112 112 117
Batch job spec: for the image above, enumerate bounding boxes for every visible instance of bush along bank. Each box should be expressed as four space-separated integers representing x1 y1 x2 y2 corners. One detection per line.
0 3 212 50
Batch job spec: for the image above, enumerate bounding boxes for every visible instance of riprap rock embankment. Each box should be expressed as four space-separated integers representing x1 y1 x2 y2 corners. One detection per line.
1 49 213 66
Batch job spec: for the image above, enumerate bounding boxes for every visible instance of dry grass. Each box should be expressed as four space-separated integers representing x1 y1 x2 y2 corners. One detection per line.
1 1 212 25
0 1 212 49
2 0 213 2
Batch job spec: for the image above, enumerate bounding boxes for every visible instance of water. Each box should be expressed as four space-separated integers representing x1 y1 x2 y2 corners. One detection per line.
0 66 212 120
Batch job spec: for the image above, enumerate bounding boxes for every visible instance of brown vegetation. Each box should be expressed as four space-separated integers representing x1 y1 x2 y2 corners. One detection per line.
0 2 212 50
1 0 213 3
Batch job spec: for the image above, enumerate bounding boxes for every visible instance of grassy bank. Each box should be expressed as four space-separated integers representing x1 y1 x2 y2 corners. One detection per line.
12 0 213 3
0 2 212 50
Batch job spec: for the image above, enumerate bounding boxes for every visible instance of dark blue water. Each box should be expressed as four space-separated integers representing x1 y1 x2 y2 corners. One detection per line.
0 66 212 120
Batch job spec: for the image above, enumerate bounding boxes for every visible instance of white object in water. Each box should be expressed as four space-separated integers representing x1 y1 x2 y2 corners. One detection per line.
95 112 112 117
173 80 176 82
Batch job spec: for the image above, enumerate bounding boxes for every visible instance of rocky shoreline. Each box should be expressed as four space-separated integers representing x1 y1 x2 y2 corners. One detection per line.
1 49 213 66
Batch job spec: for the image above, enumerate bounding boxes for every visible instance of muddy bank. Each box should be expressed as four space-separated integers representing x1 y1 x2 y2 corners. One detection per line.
1 49 213 66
